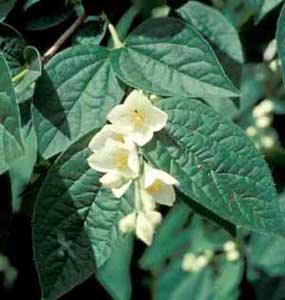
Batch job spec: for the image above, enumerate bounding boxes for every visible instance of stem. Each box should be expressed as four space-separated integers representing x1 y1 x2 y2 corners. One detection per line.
12 68 29 83
134 151 145 211
108 23 124 49
43 12 87 61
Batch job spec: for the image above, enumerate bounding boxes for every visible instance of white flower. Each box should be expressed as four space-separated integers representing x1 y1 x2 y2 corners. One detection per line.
136 211 162 245
88 138 139 178
119 212 137 234
88 138 139 197
119 210 162 246
223 241 237 252
88 124 126 151
107 90 168 146
141 164 178 207
226 250 240 262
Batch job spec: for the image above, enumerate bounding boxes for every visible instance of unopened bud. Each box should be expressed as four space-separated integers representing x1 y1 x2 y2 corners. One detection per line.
119 212 136 234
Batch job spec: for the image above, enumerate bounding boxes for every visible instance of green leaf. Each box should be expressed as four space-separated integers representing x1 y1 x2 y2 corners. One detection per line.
177 1 244 88
177 2 244 64
252 0 284 22
15 46 42 103
144 98 283 235
73 18 107 46
9 101 37 212
0 0 16 21
33 131 134 300
110 17 238 99
23 9 73 31
24 0 41 11
0 22 26 76
33 45 124 159
277 3 285 84
0 54 24 175
249 232 285 276
96 236 133 300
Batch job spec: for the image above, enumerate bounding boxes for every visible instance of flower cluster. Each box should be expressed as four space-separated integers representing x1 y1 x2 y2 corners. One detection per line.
245 99 278 150
88 90 178 245
182 241 240 273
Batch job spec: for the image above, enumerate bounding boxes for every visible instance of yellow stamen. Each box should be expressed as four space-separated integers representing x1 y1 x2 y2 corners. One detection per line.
114 134 125 143
114 151 128 170
146 180 163 194
132 109 146 127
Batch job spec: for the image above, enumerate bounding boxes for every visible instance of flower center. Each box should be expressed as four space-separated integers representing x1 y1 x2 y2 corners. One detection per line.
132 109 146 127
114 151 129 170
114 134 125 143
146 180 163 194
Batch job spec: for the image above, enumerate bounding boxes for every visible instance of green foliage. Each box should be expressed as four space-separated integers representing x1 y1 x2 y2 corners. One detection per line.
33 131 134 299
144 97 283 234
110 17 238 99
2 1 285 299
0 54 24 175
33 45 124 159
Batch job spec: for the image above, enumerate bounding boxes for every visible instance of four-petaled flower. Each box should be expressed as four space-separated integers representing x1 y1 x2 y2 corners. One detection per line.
107 90 167 146
88 138 139 198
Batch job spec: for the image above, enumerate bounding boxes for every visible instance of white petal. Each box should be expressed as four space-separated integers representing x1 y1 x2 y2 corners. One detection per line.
99 172 125 189
140 189 156 212
107 104 133 131
125 138 139 176
112 180 133 198
146 211 162 226
136 212 154 246
149 105 168 132
144 164 178 188
152 184 176 207
119 212 137 234
88 125 125 151
129 127 154 146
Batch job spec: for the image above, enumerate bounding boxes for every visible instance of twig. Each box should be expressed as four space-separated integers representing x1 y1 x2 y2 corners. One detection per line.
43 12 88 61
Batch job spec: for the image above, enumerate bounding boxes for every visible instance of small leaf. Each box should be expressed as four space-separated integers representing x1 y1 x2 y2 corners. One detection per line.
145 98 284 235
33 45 124 159
0 0 16 21
0 22 26 76
15 46 42 103
110 17 238 99
33 131 134 300
277 3 285 84
0 54 24 175
249 0 284 22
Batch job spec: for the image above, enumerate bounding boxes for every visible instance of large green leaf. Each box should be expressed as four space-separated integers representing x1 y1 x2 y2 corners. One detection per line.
277 3 285 84
33 45 124 159
110 17 238 99
33 131 134 300
177 1 244 88
0 54 24 175
144 98 283 235
96 236 133 300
